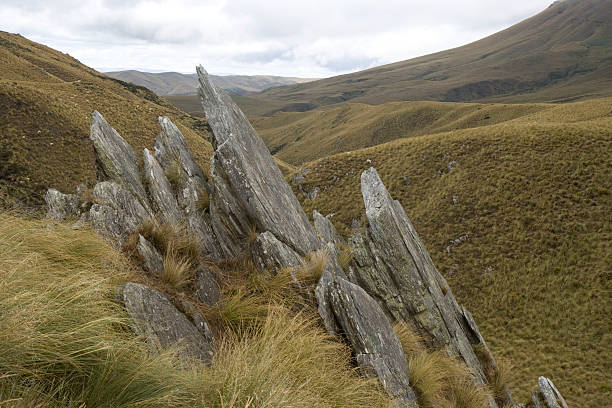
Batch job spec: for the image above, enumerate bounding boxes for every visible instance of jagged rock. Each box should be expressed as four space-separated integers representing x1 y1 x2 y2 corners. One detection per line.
197 65 320 258
117 282 214 363
89 111 150 210
143 148 183 226
530 377 568 408
177 298 215 345
137 234 164 276
195 266 220 306
45 189 80 220
87 181 152 247
154 116 221 260
251 231 304 273
315 243 348 335
313 210 343 244
325 276 418 408
349 167 497 405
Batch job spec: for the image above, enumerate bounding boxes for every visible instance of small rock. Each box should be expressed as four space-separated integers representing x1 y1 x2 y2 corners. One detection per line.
45 189 80 220
137 234 164 276
195 266 220 306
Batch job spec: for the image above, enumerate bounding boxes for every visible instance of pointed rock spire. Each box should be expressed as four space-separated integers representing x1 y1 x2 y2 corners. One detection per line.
349 167 500 406
197 65 320 258
143 148 183 226
89 111 150 210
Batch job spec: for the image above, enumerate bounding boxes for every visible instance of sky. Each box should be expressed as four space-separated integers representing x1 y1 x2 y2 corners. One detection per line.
1 0 556 78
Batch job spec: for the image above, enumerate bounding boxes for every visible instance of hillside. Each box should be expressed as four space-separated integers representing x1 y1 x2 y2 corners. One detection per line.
286 96 612 407
251 101 548 165
105 70 318 96
235 0 612 116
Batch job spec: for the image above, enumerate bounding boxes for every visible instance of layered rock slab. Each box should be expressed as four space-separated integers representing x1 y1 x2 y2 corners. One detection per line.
325 276 418 408
531 377 568 408
349 167 498 406
143 148 183 226
154 116 221 260
89 111 150 211
117 282 214 364
197 65 319 258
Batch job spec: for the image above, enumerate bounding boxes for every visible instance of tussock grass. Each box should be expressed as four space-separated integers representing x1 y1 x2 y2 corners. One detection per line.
394 322 493 408
0 212 391 408
162 243 196 289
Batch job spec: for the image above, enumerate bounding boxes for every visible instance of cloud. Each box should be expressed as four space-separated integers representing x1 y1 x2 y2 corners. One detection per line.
0 0 554 77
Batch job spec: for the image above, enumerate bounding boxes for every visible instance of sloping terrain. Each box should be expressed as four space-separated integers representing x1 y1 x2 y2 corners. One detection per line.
251 101 548 165
287 97 612 407
237 0 612 116
105 70 318 96
0 31 213 207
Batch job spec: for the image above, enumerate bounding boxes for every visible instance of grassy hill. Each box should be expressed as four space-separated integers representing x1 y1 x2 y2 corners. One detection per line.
286 96 612 407
235 0 612 116
0 31 215 208
251 101 548 165
105 70 318 96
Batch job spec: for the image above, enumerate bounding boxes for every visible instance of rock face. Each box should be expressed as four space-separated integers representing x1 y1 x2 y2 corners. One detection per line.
195 266 220 306
197 65 320 258
348 167 498 406
137 234 164 276
251 231 304 273
90 111 150 210
531 377 568 408
143 148 183 226
325 276 418 408
45 189 80 220
154 116 221 260
313 210 343 244
87 181 152 247
117 282 214 363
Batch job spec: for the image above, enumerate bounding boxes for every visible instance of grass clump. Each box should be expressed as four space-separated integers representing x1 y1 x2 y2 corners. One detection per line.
394 322 494 408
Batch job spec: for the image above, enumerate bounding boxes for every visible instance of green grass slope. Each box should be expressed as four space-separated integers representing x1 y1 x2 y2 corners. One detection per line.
238 0 612 116
288 96 612 407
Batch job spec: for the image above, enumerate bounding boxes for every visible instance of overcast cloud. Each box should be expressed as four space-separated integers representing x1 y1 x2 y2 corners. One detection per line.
1 0 554 77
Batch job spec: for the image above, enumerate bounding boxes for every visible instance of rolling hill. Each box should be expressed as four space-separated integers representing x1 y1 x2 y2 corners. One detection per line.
231 0 612 116
105 70 318 96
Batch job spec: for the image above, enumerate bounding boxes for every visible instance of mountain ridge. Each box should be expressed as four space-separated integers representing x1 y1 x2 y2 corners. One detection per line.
105 69 319 96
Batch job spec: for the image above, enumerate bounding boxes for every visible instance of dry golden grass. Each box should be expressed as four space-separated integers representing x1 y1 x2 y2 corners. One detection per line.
0 212 392 408
162 243 196 289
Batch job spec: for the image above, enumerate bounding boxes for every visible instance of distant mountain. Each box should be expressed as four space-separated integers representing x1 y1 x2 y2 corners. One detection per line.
104 70 319 96
238 0 612 116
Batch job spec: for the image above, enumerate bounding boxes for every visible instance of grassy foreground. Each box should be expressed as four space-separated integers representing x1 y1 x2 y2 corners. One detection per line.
289 97 612 407
0 212 394 407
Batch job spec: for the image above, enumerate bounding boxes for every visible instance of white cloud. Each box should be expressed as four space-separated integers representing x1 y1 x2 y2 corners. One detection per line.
0 0 554 77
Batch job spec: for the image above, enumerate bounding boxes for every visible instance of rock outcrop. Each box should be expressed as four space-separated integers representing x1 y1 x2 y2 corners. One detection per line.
530 377 568 408
251 231 304 273
45 189 80 220
143 148 183 226
87 181 152 247
313 210 343 244
90 111 150 211
153 116 221 260
195 266 220 306
197 65 320 259
347 167 500 406
137 234 164 276
326 276 418 408
117 282 215 363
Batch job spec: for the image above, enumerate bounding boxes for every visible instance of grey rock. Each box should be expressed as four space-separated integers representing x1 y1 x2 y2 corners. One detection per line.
87 181 152 247
45 189 80 220
143 148 183 226
117 282 215 363
326 276 418 407
349 167 496 405
313 210 343 244
533 377 567 408
195 266 220 306
251 231 304 273
197 65 320 258
89 111 150 210
177 298 215 345
154 116 221 260
137 234 164 276
314 243 348 335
